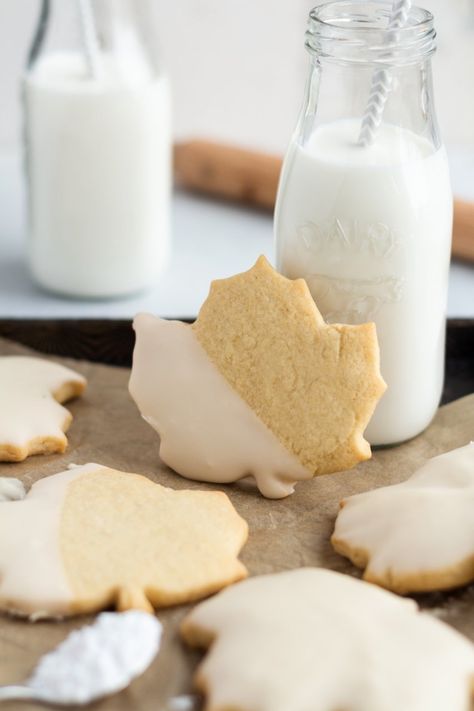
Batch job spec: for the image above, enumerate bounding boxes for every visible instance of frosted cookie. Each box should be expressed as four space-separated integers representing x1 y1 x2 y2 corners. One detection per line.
129 257 385 498
0 463 248 618
181 568 474 711
0 356 86 462
332 443 474 594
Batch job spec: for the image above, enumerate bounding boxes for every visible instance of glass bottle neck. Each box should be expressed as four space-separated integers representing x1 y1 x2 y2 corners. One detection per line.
297 54 440 152
296 2 441 151
305 2 436 66
27 0 162 80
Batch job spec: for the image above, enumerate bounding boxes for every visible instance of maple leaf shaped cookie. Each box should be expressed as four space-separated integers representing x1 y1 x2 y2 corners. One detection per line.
0 356 86 462
332 442 474 594
130 257 385 498
181 568 474 711
0 463 248 618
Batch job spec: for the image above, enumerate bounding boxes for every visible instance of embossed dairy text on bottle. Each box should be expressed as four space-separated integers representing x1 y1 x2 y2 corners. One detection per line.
275 2 452 446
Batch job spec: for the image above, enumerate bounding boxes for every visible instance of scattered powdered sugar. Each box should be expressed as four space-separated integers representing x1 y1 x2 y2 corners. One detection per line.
167 695 199 711
27 611 162 704
0 477 25 502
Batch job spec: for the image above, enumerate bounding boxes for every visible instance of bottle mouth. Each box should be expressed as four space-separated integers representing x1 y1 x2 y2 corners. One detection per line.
306 1 436 64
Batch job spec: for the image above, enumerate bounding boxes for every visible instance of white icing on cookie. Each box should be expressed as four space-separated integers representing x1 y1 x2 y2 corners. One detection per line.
332 443 474 592
182 568 474 711
0 463 100 617
0 477 25 502
0 356 86 460
129 314 312 499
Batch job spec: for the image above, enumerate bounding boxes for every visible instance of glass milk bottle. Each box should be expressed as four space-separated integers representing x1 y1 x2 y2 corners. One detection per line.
23 0 171 298
275 2 452 446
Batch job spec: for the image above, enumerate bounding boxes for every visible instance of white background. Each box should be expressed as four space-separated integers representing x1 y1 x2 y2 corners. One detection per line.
2 0 474 151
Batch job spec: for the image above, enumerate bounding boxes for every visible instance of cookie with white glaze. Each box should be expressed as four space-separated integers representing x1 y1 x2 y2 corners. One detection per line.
181 568 474 711
0 356 86 462
129 257 385 498
332 442 474 594
0 463 248 618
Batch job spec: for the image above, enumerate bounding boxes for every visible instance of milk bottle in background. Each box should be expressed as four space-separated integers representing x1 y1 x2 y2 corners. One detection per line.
23 1 171 298
275 2 452 446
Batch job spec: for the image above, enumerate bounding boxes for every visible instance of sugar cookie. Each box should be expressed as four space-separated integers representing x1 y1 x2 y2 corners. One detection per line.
0 463 248 618
130 314 311 499
0 356 86 462
332 442 474 594
129 257 385 498
181 568 474 711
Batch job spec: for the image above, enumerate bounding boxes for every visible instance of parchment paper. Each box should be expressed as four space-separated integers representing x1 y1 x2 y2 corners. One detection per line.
0 336 473 710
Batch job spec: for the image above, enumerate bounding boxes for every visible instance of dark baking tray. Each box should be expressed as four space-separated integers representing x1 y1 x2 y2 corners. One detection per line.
0 318 473 405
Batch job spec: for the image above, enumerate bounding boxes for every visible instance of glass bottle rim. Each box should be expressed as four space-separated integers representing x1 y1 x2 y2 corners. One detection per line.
306 1 436 65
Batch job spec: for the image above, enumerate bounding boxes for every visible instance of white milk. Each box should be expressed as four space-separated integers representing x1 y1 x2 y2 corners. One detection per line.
275 119 452 445
24 52 171 298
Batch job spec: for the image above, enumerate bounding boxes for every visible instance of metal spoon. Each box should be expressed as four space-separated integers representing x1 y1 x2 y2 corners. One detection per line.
0 685 56 704
0 611 162 706
0 686 200 708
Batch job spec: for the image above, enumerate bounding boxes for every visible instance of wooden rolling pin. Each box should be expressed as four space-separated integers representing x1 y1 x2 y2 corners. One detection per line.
174 140 474 264
453 199 474 263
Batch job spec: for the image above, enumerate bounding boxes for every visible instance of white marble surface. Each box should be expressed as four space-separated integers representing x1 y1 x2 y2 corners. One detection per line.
0 152 473 320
